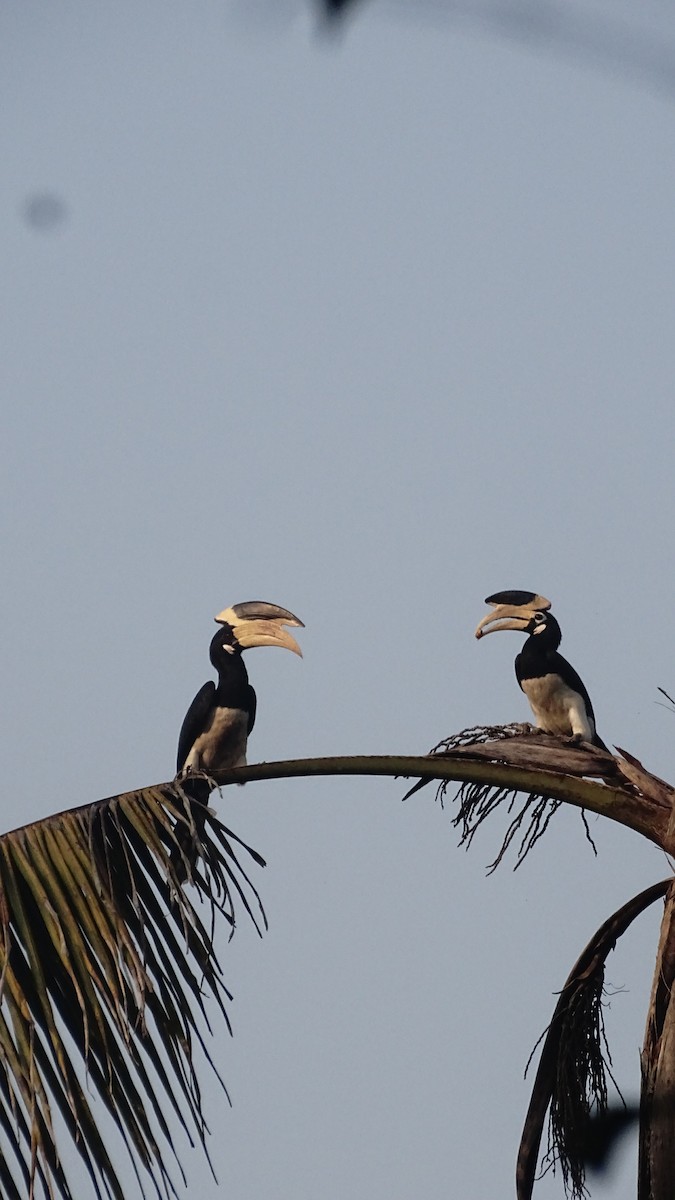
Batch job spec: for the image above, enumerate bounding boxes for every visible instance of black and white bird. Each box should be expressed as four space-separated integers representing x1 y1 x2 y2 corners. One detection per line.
475 590 609 751
173 600 304 879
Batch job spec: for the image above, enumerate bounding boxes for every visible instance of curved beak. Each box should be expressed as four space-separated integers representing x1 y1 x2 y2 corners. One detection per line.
215 601 304 656
474 593 551 640
475 608 533 639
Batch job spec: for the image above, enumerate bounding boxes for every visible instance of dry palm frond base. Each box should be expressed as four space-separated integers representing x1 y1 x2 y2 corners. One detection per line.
516 880 672 1200
403 724 671 869
0 778 265 1200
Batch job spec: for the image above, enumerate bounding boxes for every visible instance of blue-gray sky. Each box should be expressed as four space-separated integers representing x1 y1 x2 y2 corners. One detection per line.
3 2 675 1197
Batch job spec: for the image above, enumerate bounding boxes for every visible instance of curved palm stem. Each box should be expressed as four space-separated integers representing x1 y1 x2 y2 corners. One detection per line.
200 750 670 852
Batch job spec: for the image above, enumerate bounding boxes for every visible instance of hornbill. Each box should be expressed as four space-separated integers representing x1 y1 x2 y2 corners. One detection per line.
172 601 304 880
475 590 609 751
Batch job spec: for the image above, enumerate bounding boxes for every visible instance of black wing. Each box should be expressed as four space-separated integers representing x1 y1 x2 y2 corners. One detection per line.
246 684 257 735
176 681 216 773
553 652 597 723
555 653 611 748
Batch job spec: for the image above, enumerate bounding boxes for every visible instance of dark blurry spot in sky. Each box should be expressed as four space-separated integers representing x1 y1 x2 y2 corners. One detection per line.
23 193 68 233
322 0 365 14
318 0 369 30
218 0 675 102
222 0 367 36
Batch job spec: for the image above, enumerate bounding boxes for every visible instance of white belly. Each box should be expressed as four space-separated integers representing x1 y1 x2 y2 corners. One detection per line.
183 707 248 772
521 675 595 741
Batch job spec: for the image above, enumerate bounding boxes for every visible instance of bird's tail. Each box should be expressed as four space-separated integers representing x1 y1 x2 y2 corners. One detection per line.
170 774 212 882
593 732 612 755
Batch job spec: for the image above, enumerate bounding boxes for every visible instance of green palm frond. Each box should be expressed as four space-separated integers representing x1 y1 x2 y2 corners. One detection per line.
0 780 265 1200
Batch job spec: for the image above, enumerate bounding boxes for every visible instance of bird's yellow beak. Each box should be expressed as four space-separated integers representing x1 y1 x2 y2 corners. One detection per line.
215 601 304 656
474 591 551 639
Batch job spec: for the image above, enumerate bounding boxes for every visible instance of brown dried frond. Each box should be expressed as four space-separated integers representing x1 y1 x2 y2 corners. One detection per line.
451 780 566 872
429 722 536 753
517 879 672 1200
543 966 616 1198
420 725 600 870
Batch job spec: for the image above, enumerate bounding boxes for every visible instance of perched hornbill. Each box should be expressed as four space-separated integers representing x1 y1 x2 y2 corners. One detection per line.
172 601 304 879
475 590 609 751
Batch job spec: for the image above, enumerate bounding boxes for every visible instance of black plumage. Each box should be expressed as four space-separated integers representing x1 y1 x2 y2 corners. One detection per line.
513 611 608 750
176 626 257 778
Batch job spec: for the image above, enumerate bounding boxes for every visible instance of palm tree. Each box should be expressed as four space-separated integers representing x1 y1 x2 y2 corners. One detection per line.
0 725 672 1199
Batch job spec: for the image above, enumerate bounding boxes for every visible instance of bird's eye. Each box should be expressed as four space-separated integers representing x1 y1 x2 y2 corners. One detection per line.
533 613 547 624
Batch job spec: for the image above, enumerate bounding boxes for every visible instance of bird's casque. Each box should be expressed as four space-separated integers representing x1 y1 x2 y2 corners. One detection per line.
475 590 608 751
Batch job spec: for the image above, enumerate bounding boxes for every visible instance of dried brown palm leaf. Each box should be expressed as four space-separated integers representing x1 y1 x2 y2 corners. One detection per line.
398 727 669 867
516 879 672 1200
638 879 675 1200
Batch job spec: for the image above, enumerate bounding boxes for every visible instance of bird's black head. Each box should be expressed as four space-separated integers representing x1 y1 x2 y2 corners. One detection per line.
519 608 562 648
209 622 241 671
